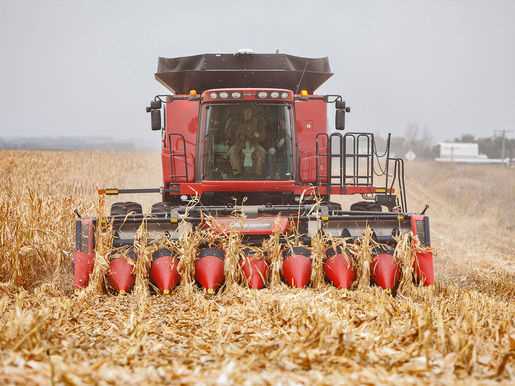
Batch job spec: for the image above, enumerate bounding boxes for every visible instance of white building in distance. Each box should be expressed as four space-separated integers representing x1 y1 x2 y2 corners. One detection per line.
436 142 507 164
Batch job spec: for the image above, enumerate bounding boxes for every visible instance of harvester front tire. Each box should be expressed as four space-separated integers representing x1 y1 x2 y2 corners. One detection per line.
151 202 173 215
110 202 143 217
350 201 382 212
327 201 342 211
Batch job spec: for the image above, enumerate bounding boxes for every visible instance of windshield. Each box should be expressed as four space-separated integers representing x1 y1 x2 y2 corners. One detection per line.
202 103 293 180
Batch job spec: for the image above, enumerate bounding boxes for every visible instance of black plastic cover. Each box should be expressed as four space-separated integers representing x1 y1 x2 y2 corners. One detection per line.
155 53 333 94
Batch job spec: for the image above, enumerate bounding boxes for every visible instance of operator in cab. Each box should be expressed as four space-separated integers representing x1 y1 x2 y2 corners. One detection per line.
228 106 266 176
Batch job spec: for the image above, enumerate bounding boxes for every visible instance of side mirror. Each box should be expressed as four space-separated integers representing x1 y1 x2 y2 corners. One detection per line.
335 100 346 110
150 100 162 110
146 100 162 112
335 109 346 130
151 109 162 131
335 100 350 130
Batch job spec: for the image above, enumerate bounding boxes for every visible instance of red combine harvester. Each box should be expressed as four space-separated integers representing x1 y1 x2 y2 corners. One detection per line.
73 52 434 293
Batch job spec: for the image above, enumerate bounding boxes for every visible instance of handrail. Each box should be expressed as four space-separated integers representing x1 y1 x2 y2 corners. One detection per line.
167 133 189 182
313 131 408 211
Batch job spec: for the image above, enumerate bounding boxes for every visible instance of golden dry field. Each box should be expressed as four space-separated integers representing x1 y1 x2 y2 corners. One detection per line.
0 150 514 385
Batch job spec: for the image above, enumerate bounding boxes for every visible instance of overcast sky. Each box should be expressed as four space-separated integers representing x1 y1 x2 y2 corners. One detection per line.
1 0 514 142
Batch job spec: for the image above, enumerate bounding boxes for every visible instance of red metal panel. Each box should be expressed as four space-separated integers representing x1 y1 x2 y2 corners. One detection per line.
175 180 298 195
173 180 389 197
294 98 328 183
73 218 95 289
410 214 435 285
162 99 199 184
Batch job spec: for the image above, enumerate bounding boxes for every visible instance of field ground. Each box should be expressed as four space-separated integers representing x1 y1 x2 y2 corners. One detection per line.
0 150 513 385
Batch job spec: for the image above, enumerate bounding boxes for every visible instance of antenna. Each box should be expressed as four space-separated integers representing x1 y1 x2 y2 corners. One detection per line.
494 129 514 159
295 61 309 94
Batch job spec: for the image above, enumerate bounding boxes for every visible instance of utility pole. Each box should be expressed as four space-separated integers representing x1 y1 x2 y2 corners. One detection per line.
494 129 513 159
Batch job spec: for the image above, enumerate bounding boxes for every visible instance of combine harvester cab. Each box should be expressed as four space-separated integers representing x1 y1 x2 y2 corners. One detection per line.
73 51 434 293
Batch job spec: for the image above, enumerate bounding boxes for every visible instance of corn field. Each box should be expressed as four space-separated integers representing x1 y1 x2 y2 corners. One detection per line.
0 150 513 385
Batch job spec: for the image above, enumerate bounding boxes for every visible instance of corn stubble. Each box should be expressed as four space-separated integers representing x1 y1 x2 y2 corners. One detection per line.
0 151 513 385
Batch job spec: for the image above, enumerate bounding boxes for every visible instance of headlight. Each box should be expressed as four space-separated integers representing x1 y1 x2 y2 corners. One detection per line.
257 91 268 99
270 91 280 98
219 92 229 99
209 92 218 99
281 92 289 99
231 92 242 98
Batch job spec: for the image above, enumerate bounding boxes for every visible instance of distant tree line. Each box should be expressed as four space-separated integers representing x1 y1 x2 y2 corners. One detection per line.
374 123 436 159
0 137 139 150
374 124 514 160
453 133 515 159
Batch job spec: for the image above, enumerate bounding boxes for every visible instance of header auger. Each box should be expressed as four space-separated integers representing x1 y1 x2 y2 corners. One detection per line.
73 51 434 294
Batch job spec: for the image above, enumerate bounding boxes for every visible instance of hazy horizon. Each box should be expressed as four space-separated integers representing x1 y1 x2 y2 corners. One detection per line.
1 0 514 143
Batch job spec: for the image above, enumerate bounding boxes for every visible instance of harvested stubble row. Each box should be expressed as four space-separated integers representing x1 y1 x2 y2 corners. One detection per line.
0 151 513 385
0 283 513 384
